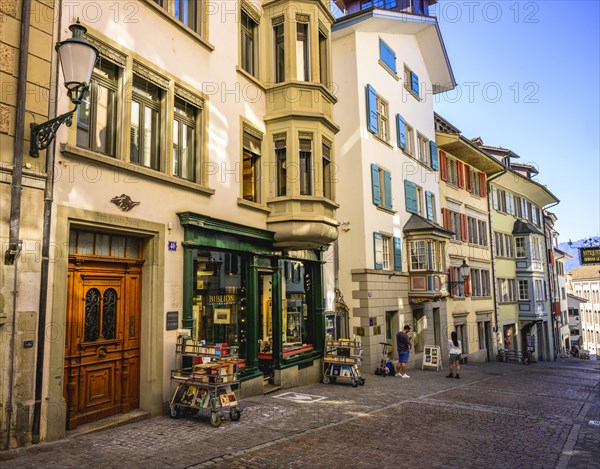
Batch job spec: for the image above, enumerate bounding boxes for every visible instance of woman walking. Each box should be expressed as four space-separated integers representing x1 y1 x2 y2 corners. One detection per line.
447 331 462 379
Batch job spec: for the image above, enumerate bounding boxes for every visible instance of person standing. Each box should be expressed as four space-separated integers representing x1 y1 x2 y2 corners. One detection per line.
447 331 462 379
395 325 413 378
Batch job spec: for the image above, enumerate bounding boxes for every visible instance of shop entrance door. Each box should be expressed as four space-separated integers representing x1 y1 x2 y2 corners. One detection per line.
258 273 273 354
64 259 143 430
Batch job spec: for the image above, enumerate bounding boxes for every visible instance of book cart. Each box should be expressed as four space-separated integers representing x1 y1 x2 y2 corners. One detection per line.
169 336 242 427
322 338 365 387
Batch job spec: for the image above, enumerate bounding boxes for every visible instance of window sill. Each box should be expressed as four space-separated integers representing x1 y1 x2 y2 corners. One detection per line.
378 60 400 81
373 134 394 149
237 197 271 214
143 0 215 52
403 84 421 102
499 301 518 305
236 66 265 91
472 296 493 300
375 205 396 215
61 144 215 196
404 153 434 172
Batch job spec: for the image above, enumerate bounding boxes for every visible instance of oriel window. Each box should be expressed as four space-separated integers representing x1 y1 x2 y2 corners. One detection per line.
173 98 197 182
299 137 312 195
77 58 118 157
274 21 285 83
243 130 261 202
296 22 310 81
130 75 161 171
322 140 332 199
319 30 328 85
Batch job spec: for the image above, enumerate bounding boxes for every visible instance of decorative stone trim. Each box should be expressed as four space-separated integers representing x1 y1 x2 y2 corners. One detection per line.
241 0 261 24
272 15 284 26
273 132 286 142
298 131 313 140
132 61 169 89
296 13 310 23
243 123 263 140
87 36 127 67
174 86 204 108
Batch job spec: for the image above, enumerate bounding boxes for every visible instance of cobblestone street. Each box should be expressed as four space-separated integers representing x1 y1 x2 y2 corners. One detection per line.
1 359 598 469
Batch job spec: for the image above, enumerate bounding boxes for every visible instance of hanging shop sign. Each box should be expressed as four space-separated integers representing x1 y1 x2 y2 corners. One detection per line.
580 247 600 265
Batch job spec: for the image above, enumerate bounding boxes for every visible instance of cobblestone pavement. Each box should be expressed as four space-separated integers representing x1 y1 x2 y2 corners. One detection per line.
1 359 598 469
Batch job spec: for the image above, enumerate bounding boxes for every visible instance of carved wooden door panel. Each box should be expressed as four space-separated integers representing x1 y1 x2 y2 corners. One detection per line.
64 260 142 430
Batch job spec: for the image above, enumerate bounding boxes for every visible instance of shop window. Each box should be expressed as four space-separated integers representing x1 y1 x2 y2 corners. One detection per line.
283 260 313 349
77 58 119 156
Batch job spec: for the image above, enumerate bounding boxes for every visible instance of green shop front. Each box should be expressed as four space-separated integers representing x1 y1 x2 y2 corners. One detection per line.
178 212 326 395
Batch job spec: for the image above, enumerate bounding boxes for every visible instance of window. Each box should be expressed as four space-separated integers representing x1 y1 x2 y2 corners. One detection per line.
242 128 262 202
322 140 332 199
299 137 312 195
319 29 328 85
561 287 566 300
493 187 507 213
416 133 429 165
361 0 398 9
173 98 197 181
371 164 393 210
374 233 401 271
174 0 202 33
241 10 258 77
425 191 435 221
471 269 491 297
379 38 396 74
274 21 285 83
275 135 286 196
494 232 514 258
518 280 529 301
531 237 542 261
497 278 516 303
410 240 427 271
416 186 424 216
130 75 162 170
478 220 488 246
535 279 545 301
404 64 419 98
515 237 526 258
77 58 119 156
296 21 310 81
466 217 487 246
471 170 480 196
449 266 464 297
376 95 389 141
405 123 415 156
449 210 461 241
447 158 458 186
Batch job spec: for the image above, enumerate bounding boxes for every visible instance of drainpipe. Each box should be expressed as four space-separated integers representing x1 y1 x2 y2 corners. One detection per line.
486 168 507 355
32 0 62 444
3 0 31 450
542 201 559 361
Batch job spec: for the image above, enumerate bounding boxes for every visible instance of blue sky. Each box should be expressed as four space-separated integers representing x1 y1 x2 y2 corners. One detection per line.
432 0 600 244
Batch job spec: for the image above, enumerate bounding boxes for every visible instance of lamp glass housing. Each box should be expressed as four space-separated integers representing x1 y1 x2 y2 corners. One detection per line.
459 260 470 279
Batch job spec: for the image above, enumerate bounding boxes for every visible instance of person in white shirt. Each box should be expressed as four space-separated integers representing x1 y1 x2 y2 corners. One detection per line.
447 331 462 379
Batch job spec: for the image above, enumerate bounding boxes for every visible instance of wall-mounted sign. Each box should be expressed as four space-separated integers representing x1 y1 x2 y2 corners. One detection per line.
168 241 177 251
166 311 179 331
580 247 600 265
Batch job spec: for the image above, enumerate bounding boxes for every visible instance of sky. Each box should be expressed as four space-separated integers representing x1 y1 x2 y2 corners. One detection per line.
431 0 600 244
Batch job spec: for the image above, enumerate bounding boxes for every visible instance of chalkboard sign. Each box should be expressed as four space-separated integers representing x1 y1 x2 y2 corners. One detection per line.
166 311 179 331
422 345 442 371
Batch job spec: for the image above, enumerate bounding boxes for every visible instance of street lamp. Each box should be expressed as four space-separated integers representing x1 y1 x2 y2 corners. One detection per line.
448 259 470 295
29 20 98 157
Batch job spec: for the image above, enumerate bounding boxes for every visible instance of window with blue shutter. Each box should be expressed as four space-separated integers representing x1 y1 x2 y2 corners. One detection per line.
383 170 392 210
429 141 439 170
396 114 406 150
404 180 418 214
393 236 402 272
379 39 397 74
425 191 433 220
373 232 383 270
410 71 419 96
414 0 423 15
371 164 381 206
422 1 429 15
366 84 378 134
427 275 434 291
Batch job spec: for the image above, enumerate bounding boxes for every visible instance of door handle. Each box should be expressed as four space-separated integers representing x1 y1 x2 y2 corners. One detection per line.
99 349 107 358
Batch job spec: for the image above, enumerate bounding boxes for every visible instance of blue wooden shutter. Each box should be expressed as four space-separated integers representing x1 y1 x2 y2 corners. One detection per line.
371 164 381 206
427 275 434 291
425 191 433 220
393 236 402 272
410 71 419 96
423 1 429 15
366 84 378 134
373 232 383 270
414 0 423 15
396 114 406 150
429 141 439 170
404 180 418 213
379 39 396 74
383 170 392 209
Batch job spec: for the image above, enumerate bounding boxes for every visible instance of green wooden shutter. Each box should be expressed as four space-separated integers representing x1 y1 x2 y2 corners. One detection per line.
396 114 406 150
383 170 392 210
429 141 439 170
393 236 402 272
425 191 433 220
366 84 378 134
404 180 418 214
371 164 381 206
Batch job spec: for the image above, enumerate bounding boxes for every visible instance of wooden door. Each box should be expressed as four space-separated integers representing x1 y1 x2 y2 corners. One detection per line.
64 259 142 430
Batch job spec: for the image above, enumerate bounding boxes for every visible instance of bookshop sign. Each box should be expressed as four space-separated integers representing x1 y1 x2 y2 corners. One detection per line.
580 247 600 265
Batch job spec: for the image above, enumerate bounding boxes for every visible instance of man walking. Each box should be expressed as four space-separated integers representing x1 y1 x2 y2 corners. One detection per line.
396 325 413 378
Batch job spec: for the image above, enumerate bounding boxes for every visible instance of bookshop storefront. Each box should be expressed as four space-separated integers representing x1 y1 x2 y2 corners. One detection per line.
178 212 325 392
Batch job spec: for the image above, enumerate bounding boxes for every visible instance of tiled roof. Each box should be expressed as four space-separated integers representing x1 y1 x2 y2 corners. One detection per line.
570 265 600 279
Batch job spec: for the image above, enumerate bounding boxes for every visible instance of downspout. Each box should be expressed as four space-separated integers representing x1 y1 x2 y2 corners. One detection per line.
486 168 507 355
4 0 31 450
32 0 62 444
542 201 560 361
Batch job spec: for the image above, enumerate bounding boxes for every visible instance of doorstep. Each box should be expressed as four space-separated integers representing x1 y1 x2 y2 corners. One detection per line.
66 409 151 439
